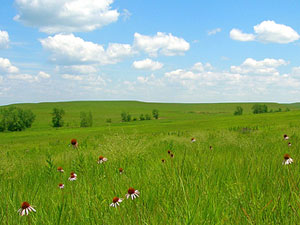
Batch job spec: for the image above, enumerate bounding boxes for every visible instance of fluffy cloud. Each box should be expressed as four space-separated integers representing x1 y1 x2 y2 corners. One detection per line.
38 71 51 78
0 30 9 48
192 62 213 72
133 58 163 70
208 28 221 35
8 71 50 82
133 32 190 57
229 29 255 42
58 65 98 74
14 0 119 33
230 21 300 43
40 34 136 65
230 58 288 75
0 58 19 74
62 74 84 81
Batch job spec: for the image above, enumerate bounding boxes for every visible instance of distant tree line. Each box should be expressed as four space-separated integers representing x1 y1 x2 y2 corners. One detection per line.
233 104 290 116
120 109 159 122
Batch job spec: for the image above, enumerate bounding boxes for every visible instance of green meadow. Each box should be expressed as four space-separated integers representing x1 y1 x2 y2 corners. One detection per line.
1 101 300 224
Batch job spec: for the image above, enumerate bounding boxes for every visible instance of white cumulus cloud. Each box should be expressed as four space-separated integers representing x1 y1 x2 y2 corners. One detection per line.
254 20 300 43
229 29 255 41
62 74 84 81
230 58 288 75
0 30 9 48
230 20 300 43
40 34 136 65
14 0 119 34
0 58 19 74
134 32 190 57
133 58 163 71
38 71 51 78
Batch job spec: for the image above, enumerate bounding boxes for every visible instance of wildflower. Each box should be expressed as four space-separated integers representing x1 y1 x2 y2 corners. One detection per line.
58 183 64 189
283 154 293 165
191 137 196 143
97 155 108 164
18 202 36 216
288 142 292 147
57 167 64 173
119 168 123 174
68 172 77 181
167 150 171 154
162 159 165 163
110 197 123 207
126 187 140 200
283 134 289 140
71 139 78 148
170 153 174 158
209 146 213 150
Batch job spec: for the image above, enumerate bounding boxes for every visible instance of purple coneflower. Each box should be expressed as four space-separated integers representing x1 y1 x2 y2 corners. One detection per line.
18 202 36 216
57 167 64 173
288 142 292 147
71 139 78 148
119 168 123 174
167 150 171 154
191 138 196 143
68 172 77 181
283 154 293 165
97 155 108 164
126 187 140 200
283 134 289 140
209 146 213 150
58 183 64 189
162 159 165 163
110 197 123 207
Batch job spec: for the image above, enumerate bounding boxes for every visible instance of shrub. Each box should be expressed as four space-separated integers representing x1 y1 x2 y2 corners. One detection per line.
51 108 65 127
121 112 131 122
106 118 112 123
152 109 159 119
80 111 93 127
0 106 35 131
233 106 243 115
145 114 151 120
285 108 290 112
139 114 145 121
252 104 268 114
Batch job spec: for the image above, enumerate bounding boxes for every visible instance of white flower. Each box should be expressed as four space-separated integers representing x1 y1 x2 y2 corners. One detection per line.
57 167 64 173
18 202 36 216
110 197 123 207
58 183 64 189
191 138 196 143
97 156 108 164
283 154 293 165
68 172 77 181
126 187 140 200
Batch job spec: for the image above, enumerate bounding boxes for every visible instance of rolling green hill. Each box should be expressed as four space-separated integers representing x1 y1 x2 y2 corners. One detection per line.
1 101 300 224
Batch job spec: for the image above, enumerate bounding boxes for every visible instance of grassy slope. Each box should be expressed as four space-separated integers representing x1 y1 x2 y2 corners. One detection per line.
0 101 300 224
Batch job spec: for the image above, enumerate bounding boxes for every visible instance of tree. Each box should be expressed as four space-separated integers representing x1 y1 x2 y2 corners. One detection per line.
51 108 65 127
152 109 159 119
0 106 35 132
139 114 145 121
252 104 268 114
80 111 93 127
233 106 243 115
121 112 131 122
145 114 151 120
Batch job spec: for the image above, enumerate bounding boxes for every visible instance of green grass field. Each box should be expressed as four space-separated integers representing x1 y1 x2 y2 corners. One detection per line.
1 101 300 224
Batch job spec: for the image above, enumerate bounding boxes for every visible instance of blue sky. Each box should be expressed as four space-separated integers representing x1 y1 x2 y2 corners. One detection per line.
0 0 300 105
